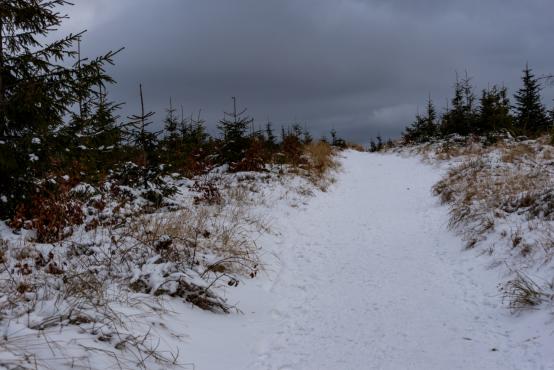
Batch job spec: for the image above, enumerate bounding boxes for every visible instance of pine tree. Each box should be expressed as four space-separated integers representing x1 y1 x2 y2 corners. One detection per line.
291 123 304 140
403 113 426 143
217 96 253 166
369 137 377 152
376 135 383 151
0 0 119 216
178 106 190 142
123 84 160 188
330 129 338 146
63 36 123 180
74 85 122 180
302 126 313 145
513 64 550 134
159 98 181 170
164 98 179 141
478 85 512 133
440 73 478 135
422 96 438 137
188 110 208 148
171 108 209 176
265 121 276 146
403 96 438 143
328 128 346 148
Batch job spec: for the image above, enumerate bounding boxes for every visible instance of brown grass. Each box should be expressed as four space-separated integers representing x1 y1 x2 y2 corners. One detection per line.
434 159 550 218
302 141 340 190
435 141 487 160
406 135 553 165
434 159 551 253
501 143 536 163
129 205 260 276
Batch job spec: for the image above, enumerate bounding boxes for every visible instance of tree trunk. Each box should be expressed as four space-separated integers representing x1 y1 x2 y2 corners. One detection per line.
0 14 5 138
0 15 4 117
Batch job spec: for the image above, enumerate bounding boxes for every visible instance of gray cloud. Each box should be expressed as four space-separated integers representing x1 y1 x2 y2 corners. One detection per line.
60 0 554 142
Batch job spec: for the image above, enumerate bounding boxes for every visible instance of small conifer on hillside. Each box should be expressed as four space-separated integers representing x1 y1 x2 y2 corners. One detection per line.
514 64 550 135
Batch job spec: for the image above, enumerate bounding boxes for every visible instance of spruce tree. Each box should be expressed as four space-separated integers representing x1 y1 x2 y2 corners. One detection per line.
164 98 179 141
422 96 438 137
159 98 181 170
290 123 304 141
302 126 313 145
369 137 377 152
217 97 253 167
70 85 122 180
478 85 512 134
376 135 383 151
63 36 123 180
403 113 426 143
403 96 438 143
265 121 276 147
0 0 119 216
329 128 345 148
513 64 549 134
123 84 160 188
172 108 209 175
188 110 208 148
441 73 478 135
330 129 338 146
178 107 190 142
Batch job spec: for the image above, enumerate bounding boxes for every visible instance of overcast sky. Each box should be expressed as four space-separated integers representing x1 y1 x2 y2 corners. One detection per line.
58 0 554 143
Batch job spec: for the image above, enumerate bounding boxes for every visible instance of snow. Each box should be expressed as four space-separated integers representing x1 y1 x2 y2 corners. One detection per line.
165 151 554 369
1 150 553 369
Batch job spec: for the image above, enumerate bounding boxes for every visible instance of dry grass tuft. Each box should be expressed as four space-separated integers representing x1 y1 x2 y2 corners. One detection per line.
501 143 536 163
302 141 340 190
129 205 261 277
434 158 551 226
501 273 549 311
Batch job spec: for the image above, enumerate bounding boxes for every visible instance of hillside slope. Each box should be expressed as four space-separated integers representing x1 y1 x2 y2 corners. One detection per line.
1 151 552 370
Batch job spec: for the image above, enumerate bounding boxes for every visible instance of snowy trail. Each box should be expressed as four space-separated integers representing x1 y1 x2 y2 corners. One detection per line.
246 151 551 370
183 151 552 370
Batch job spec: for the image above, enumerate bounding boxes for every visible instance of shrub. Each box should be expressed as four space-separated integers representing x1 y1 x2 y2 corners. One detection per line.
10 183 84 243
231 138 268 172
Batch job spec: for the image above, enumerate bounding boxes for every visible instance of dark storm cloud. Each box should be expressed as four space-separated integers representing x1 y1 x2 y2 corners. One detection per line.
61 0 554 142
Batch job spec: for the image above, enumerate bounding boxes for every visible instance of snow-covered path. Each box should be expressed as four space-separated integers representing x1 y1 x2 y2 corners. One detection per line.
183 151 553 370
